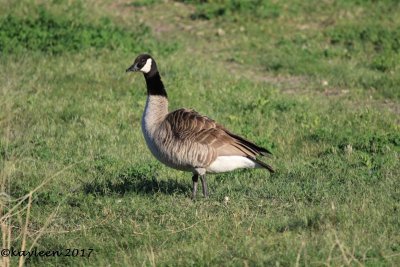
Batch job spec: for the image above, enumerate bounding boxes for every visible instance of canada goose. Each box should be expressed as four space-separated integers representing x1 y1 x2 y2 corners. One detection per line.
126 54 274 198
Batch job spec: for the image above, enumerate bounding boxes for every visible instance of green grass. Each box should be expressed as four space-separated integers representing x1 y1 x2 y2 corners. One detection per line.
179 0 400 99
0 0 399 266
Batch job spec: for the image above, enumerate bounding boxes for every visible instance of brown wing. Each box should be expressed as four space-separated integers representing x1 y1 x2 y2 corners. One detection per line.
164 108 272 167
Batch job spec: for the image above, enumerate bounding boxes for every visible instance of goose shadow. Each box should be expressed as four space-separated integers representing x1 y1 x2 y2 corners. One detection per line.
83 167 191 196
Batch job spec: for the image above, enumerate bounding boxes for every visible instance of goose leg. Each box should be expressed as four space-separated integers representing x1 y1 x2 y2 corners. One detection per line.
192 174 199 199
200 175 208 198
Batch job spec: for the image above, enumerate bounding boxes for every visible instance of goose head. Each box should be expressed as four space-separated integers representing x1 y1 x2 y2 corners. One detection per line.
126 54 157 76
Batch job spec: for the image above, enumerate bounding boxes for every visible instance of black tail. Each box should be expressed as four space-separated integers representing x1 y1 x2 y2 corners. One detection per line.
250 157 275 173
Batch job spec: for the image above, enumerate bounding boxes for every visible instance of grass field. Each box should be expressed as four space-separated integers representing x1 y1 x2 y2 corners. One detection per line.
0 0 399 266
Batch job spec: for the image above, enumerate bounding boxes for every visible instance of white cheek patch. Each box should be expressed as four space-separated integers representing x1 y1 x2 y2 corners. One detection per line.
141 58 152 73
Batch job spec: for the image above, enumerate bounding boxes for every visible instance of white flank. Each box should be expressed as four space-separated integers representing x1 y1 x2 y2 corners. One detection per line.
207 156 259 173
140 58 152 73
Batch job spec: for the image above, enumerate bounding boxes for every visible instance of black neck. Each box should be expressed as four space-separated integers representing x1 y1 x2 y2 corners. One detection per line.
144 72 167 97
